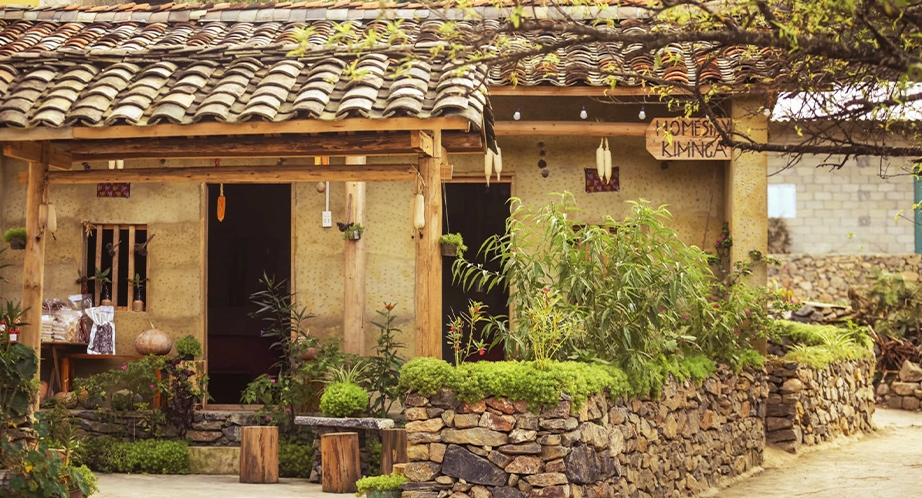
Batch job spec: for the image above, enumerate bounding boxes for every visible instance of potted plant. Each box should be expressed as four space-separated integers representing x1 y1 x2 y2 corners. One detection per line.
342 223 364 241
1 301 28 344
439 233 467 257
128 273 147 312
355 472 409 498
175 335 202 360
88 267 112 306
2 228 26 250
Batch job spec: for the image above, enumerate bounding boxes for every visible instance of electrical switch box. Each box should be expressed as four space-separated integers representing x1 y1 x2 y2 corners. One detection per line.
322 211 333 228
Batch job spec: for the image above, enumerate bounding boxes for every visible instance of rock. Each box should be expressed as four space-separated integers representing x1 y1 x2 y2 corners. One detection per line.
578 423 608 449
405 461 441 482
529 485 570 498
699 410 716 430
540 401 570 419
564 445 601 484
186 430 222 443
516 416 539 431
545 459 566 473
899 360 922 382
435 476 454 485
890 382 919 396
499 443 542 455
470 485 491 498
431 388 460 409
525 472 568 487
480 412 516 432
444 428 509 447
888 396 904 409
406 394 430 407
781 378 805 394
486 397 517 414
408 444 430 461
409 432 443 444
903 396 921 411
539 418 578 431
489 450 515 468
766 417 793 431
766 428 798 443
221 425 242 442
191 420 224 431
539 445 569 461
442 410 456 427
505 456 543 474
406 407 430 421
458 400 487 414
493 487 526 498
455 414 481 429
407 419 446 433
431 443 447 463
442 444 508 486
509 429 537 444
876 383 889 397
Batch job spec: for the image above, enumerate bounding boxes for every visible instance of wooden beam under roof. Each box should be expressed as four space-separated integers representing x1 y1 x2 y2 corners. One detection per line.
53 131 484 161
3 141 72 170
44 164 418 184
0 117 473 142
494 121 648 137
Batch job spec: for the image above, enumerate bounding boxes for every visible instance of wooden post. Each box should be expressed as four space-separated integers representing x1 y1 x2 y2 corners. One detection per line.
380 428 408 475
415 131 443 358
239 426 279 484
320 432 361 493
21 149 49 406
343 156 367 355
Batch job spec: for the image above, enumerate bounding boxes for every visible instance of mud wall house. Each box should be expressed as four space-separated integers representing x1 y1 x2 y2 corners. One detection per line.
0 3 770 404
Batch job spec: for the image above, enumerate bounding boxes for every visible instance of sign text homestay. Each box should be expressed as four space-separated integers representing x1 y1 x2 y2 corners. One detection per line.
645 118 732 160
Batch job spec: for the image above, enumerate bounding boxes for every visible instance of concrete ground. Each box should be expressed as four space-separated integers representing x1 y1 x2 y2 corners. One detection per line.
94 409 922 498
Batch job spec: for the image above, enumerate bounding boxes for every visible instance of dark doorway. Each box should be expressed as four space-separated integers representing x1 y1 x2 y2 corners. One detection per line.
207 184 291 404
442 182 511 363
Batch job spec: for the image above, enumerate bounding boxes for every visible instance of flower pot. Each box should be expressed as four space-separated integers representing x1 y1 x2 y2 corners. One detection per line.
440 243 457 257
132 300 145 312
349 231 361 240
69 487 84 498
9 238 25 250
367 490 402 498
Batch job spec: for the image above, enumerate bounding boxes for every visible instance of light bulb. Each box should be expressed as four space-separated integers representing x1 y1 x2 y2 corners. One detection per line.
513 108 521 121
638 106 646 121
579 106 588 120
763 107 771 117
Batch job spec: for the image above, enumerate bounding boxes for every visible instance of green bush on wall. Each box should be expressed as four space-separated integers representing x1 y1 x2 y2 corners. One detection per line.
320 382 369 418
771 320 873 368
76 437 191 474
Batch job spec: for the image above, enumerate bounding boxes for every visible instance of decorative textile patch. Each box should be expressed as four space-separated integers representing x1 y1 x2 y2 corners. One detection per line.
584 168 620 193
96 183 130 198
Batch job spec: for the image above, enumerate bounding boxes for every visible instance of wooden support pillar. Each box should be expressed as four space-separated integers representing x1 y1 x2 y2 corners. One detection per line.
380 428 408 475
21 149 49 402
728 96 769 354
415 131 443 358
343 156 367 355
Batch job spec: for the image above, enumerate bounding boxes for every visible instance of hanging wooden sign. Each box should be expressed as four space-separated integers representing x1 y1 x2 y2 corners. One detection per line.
645 117 732 161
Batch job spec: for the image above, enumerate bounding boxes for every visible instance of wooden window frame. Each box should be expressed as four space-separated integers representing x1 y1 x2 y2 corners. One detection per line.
83 223 149 311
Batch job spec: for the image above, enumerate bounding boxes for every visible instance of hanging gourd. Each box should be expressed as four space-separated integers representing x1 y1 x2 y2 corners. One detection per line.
596 139 605 182
413 192 425 229
603 138 613 184
493 146 503 181
45 203 57 233
217 184 226 222
484 148 495 186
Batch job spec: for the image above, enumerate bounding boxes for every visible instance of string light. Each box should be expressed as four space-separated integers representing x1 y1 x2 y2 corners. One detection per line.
579 106 588 120
638 105 646 121
513 107 521 121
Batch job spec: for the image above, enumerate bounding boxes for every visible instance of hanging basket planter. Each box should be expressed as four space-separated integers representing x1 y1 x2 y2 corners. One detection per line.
438 233 466 258
342 223 364 241
3 227 26 250
440 243 457 257
9 238 25 250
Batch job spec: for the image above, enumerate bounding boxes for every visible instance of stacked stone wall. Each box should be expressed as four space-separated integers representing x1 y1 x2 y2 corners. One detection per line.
876 360 922 411
65 409 259 445
401 367 767 498
764 358 875 453
768 253 921 304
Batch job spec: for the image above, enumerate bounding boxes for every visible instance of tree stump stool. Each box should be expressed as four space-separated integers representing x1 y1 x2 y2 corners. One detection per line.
380 428 408 475
321 432 361 493
239 426 279 484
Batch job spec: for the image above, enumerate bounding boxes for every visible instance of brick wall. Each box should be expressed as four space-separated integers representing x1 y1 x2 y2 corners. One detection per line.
768 152 916 254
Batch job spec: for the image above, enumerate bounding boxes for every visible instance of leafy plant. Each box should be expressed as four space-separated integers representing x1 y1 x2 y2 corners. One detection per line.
355 472 409 496
320 381 368 417
162 356 208 438
342 223 364 240
174 335 202 358
366 303 406 418
249 273 315 375
853 271 922 339
771 320 873 368
2 227 26 244
445 300 502 366
88 267 111 285
279 441 315 478
1 418 98 497
0 342 39 443
327 363 368 385
128 273 147 289
76 437 190 474
519 287 583 370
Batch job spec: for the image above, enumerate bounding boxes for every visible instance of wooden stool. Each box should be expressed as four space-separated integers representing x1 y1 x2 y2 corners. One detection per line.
239 426 279 484
380 428 408 475
321 432 360 493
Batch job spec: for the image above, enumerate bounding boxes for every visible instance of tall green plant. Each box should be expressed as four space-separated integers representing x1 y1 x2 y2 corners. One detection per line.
0 343 39 444
366 303 405 417
249 272 316 375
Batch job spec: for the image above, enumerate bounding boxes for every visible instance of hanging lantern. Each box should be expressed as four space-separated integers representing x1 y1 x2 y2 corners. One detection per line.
217 184 226 222
413 193 425 229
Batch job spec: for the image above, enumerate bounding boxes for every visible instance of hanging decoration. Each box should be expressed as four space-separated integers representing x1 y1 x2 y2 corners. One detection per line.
413 171 426 230
217 183 226 222
604 138 613 183
595 139 605 182
494 146 503 181
484 148 494 186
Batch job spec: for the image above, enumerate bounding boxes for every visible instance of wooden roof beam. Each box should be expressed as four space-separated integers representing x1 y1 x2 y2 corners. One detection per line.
3 141 72 170
55 131 483 161
44 164 418 184
494 121 647 137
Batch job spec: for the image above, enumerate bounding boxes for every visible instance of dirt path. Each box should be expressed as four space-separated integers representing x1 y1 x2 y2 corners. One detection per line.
715 408 922 498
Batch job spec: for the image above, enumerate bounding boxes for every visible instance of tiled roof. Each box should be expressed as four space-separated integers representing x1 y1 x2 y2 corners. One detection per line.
0 3 778 132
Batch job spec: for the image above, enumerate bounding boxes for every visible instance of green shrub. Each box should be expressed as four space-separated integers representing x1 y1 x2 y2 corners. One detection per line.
355 472 409 496
174 335 202 358
279 441 314 478
772 320 873 368
70 465 99 496
2 227 26 243
320 382 369 417
76 437 190 474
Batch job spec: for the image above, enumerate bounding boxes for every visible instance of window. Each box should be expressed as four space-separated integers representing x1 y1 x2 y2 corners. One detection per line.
768 184 797 219
83 223 149 310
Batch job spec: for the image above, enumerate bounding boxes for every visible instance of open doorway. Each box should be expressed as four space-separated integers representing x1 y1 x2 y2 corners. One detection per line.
206 184 291 404
442 182 511 363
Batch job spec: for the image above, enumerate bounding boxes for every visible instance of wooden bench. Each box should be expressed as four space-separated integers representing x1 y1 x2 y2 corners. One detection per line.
294 416 407 481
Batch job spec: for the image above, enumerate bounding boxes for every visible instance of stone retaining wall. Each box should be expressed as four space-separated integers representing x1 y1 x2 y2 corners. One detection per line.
401 366 767 498
67 409 259 445
764 357 875 453
768 253 922 304
876 360 922 411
